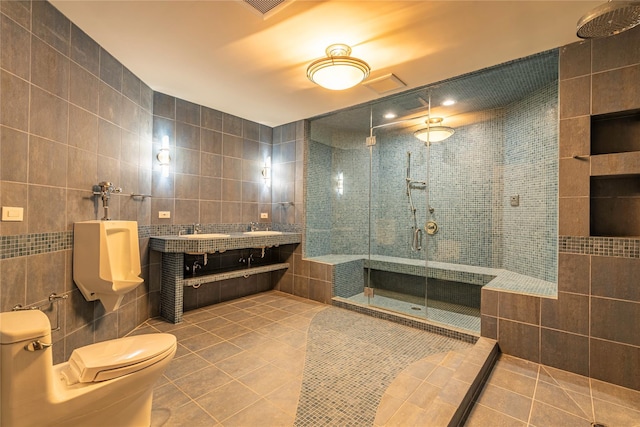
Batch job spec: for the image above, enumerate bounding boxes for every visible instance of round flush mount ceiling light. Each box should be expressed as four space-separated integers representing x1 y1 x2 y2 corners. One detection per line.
307 44 371 90
414 117 455 144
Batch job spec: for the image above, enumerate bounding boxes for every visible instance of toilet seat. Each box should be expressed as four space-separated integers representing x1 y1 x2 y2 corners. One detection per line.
62 334 176 385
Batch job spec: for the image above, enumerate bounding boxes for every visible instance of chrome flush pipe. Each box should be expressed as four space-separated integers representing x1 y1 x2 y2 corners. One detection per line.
93 181 122 221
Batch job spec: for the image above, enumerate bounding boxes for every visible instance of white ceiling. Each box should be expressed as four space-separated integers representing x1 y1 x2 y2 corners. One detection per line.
51 0 601 128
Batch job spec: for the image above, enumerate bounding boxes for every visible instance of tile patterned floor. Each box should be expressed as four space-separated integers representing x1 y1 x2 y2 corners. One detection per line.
138 291 640 426
466 353 640 427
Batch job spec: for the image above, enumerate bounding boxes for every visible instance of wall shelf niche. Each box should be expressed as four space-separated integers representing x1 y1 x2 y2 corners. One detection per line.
589 109 640 237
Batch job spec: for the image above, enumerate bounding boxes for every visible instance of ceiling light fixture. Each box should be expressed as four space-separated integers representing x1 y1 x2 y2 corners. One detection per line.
414 117 455 144
307 44 370 90
442 99 456 106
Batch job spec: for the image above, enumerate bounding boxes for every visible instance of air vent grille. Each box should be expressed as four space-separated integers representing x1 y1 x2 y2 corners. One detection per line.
243 0 287 15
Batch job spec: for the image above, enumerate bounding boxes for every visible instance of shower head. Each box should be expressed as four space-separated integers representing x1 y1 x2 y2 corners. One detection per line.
576 1 640 39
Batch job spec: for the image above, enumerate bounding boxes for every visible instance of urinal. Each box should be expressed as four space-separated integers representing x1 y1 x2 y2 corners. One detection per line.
73 220 144 312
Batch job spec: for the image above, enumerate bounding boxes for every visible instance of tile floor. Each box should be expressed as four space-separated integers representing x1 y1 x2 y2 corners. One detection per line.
466 353 640 427
137 291 640 426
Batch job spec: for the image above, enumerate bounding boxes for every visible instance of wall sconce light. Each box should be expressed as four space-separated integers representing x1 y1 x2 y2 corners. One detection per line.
262 156 271 188
337 172 344 195
157 136 171 177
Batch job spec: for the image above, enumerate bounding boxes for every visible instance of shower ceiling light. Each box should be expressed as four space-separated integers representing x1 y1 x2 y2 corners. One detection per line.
307 44 370 90
414 118 455 143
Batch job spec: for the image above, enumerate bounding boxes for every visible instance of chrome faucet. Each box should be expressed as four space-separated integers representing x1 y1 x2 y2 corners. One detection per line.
249 222 259 231
192 260 202 275
239 253 254 268
193 223 201 234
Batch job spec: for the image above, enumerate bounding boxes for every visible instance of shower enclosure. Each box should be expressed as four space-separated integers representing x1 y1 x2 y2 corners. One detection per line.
306 50 559 334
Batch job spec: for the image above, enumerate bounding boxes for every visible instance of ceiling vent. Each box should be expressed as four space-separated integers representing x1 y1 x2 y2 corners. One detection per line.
362 73 406 95
241 0 293 18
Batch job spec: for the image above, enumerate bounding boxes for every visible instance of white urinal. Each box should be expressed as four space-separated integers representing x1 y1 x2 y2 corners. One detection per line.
73 221 144 312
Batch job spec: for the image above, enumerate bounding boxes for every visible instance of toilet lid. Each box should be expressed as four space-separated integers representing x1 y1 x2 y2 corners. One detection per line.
66 333 176 383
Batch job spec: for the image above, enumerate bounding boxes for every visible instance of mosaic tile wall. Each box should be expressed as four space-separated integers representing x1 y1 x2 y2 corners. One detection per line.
502 81 558 282
307 80 558 283
374 111 504 268
305 139 332 257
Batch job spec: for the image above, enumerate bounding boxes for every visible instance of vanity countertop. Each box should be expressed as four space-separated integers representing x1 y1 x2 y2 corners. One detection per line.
150 232 301 253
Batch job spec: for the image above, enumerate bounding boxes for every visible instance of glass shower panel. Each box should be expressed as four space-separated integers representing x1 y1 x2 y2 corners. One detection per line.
367 108 430 319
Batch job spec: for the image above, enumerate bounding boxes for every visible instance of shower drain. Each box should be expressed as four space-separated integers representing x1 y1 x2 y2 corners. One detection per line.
411 306 422 311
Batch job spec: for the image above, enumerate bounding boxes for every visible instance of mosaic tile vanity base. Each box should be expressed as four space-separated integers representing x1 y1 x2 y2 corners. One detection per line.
293 306 472 426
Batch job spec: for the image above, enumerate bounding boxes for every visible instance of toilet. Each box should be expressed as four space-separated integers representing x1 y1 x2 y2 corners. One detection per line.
73 220 145 312
0 309 176 427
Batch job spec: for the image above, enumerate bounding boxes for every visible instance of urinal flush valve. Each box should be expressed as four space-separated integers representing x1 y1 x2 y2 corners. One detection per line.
93 182 122 221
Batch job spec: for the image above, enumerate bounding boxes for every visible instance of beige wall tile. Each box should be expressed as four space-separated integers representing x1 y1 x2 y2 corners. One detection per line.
559 76 591 119
592 256 640 302
591 338 640 391
559 40 591 80
592 64 640 115
558 197 589 236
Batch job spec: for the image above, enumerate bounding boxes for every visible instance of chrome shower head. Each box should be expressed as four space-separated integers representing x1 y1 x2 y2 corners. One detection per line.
577 1 640 39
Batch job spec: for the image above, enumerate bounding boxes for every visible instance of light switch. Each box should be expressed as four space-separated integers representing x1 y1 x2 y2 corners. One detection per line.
1 206 24 221
260 212 269 219
158 211 171 218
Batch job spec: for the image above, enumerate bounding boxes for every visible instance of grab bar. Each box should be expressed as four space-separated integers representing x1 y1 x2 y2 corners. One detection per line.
12 293 68 332
411 226 422 252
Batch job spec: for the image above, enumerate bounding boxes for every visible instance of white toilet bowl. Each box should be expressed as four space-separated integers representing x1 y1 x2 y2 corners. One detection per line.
0 310 176 427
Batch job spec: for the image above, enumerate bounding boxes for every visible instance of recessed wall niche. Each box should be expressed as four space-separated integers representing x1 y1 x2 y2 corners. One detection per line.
590 109 640 237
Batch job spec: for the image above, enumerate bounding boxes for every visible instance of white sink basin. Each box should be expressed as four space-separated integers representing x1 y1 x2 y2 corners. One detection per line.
243 231 283 236
183 233 230 239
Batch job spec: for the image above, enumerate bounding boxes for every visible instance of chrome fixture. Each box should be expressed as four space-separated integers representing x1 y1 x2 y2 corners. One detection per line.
307 44 370 90
425 220 439 235
406 152 426 252
577 1 640 38
193 223 202 234
414 117 455 145
249 222 259 231
239 253 255 268
192 260 202 276
92 182 122 221
12 293 68 332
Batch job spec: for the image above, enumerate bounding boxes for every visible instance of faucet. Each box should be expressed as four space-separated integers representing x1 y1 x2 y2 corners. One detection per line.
239 253 254 268
192 260 202 275
249 222 258 231
193 223 201 234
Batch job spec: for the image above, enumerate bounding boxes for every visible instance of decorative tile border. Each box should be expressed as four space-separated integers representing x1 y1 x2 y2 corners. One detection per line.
559 236 640 258
0 232 73 260
0 223 300 260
